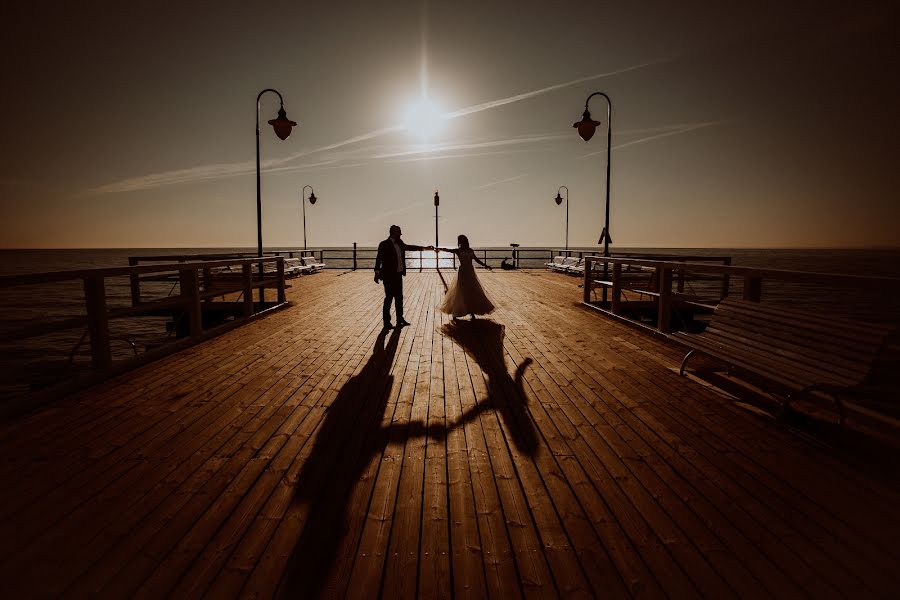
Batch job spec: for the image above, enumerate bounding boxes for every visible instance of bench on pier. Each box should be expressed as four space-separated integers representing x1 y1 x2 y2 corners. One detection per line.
301 256 326 273
673 299 896 423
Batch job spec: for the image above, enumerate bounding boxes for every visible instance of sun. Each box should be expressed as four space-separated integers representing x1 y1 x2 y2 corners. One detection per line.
402 95 446 140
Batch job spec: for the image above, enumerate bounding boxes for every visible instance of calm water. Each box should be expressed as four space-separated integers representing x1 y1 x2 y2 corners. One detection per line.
2 247 899 400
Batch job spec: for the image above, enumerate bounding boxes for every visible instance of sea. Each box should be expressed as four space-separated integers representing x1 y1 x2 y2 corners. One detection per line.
2 247 899 401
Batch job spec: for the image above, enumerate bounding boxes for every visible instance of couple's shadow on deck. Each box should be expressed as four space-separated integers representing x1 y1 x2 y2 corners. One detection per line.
281 319 535 598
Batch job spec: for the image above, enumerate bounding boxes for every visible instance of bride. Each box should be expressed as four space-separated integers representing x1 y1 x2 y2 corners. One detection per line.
436 234 495 320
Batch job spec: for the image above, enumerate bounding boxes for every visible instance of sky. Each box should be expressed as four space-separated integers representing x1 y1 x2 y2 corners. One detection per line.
1 0 898 249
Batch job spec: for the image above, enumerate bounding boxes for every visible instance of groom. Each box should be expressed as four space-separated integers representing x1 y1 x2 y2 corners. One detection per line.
374 225 432 329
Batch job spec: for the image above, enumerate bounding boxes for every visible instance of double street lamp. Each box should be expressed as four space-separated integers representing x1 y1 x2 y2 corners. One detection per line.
554 185 569 254
256 88 297 304
300 185 318 250
573 91 612 304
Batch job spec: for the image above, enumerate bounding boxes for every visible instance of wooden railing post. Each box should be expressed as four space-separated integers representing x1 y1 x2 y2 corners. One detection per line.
658 266 673 333
180 268 202 337
128 257 140 306
353 242 357 271
242 263 253 318
419 250 423 272
583 257 592 303
83 275 112 369
611 262 622 315
721 257 732 300
276 258 286 304
202 267 212 301
743 275 762 302
676 267 685 293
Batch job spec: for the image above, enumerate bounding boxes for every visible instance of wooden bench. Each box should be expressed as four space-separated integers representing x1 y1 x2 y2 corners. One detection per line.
673 299 895 423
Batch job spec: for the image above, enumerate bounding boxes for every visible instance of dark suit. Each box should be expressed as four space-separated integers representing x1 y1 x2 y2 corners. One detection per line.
374 237 426 325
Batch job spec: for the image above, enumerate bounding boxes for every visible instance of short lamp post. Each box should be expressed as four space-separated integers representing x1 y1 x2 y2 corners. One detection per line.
256 88 297 305
301 185 317 250
554 185 569 255
573 91 612 305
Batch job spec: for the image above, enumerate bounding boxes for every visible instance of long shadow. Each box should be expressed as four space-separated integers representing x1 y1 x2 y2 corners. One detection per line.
442 319 538 455
282 319 536 597
282 326 442 598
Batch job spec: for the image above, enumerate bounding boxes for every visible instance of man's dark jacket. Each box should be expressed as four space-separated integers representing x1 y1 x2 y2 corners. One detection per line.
375 238 426 278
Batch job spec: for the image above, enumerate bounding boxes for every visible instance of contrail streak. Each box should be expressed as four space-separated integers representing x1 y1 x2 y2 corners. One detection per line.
82 59 667 194
373 133 569 159
444 60 668 120
579 121 726 157
384 148 540 164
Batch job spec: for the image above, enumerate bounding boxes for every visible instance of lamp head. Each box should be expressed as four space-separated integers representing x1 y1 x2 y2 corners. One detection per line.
573 109 601 142
554 192 563 205
308 191 317 205
434 189 440 206
268 106 297 140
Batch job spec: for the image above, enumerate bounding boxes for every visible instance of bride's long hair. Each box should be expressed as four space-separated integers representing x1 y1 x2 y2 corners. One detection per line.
457 234 470 249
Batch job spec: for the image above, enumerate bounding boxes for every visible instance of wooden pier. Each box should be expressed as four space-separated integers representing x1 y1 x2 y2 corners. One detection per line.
1 271 899 598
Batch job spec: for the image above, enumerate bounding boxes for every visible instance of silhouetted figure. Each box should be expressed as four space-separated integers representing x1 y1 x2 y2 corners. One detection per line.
436 234 495 320
283 328 445 598
374 225 432 330
441 319 537 455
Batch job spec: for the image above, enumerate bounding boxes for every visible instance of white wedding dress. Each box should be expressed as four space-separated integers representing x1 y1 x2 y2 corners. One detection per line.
439 248 495 317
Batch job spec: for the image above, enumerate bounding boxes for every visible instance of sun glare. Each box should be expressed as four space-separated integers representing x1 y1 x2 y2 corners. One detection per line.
402 96 446 140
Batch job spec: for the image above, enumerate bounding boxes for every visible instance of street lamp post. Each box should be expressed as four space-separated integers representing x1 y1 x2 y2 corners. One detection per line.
554 185 569 254
256 88 297 305
433 189 440 249
573 91 612 304
300 185 317 250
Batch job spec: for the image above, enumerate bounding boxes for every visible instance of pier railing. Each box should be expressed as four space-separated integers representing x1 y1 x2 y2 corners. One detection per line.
582 256 900 333
0 257 287 410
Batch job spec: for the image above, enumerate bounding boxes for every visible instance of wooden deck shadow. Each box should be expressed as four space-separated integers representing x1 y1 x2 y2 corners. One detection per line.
283 327 446 597
441 319 537 456
284 328 399 596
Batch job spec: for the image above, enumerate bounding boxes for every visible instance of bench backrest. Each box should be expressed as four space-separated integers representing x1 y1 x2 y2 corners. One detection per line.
552 256 566 265
562 257 579 267
706 299 894 388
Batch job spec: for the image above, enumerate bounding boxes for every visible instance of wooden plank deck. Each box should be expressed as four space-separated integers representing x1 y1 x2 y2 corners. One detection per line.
1 270 899 598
